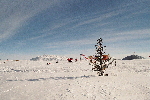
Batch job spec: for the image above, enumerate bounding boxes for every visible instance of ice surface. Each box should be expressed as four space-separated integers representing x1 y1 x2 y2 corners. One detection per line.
0 58 150 100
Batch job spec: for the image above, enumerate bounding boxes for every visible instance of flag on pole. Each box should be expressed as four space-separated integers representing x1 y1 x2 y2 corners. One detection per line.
80 54 85 56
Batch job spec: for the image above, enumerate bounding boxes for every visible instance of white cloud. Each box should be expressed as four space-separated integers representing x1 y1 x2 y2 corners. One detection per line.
104 29 150 43
43 28 150 50
0 14 31 42
45 38 96 49
0 0 63 43
70 10 123 29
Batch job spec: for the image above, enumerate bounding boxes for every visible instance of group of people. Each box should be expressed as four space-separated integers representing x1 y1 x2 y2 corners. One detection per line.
47 58 78 65
67 58 78 62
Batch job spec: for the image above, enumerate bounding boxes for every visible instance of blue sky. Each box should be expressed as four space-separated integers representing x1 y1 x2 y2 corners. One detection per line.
0 0 150 60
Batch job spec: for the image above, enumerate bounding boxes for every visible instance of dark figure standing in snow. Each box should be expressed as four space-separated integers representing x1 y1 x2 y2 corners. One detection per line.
75 59 77 62
67 58 72 62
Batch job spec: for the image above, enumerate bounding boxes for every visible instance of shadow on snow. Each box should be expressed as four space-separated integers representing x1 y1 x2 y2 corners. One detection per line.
6 75 96 82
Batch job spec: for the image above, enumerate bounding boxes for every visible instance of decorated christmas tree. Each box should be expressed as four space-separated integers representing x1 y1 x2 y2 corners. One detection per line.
90 38 115 76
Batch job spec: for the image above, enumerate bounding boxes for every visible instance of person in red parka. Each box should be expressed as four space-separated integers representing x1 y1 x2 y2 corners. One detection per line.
67 58 72 62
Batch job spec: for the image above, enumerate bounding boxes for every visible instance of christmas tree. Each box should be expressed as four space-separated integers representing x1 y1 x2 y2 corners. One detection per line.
90 38 115 76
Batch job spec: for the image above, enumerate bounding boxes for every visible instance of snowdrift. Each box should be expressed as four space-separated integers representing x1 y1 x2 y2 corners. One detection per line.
30 55 68 61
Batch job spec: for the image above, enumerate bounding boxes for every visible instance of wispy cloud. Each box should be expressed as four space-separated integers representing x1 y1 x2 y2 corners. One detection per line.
105 29 150 43
44 28 150 50
0 14 31 42
66 1 147 31
0 0 63 43
70 10 123 29
45 38 95 48
0 0 149 59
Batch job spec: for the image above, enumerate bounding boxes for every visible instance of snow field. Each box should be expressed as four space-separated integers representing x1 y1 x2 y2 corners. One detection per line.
0 59 150 100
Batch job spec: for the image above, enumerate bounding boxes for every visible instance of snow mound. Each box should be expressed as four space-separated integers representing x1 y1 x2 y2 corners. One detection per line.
30 55 68 61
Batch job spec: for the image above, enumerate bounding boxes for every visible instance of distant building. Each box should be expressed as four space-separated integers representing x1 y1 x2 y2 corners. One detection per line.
122 55 144 60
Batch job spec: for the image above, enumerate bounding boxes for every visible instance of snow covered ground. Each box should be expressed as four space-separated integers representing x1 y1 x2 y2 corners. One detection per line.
0 58 150 100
